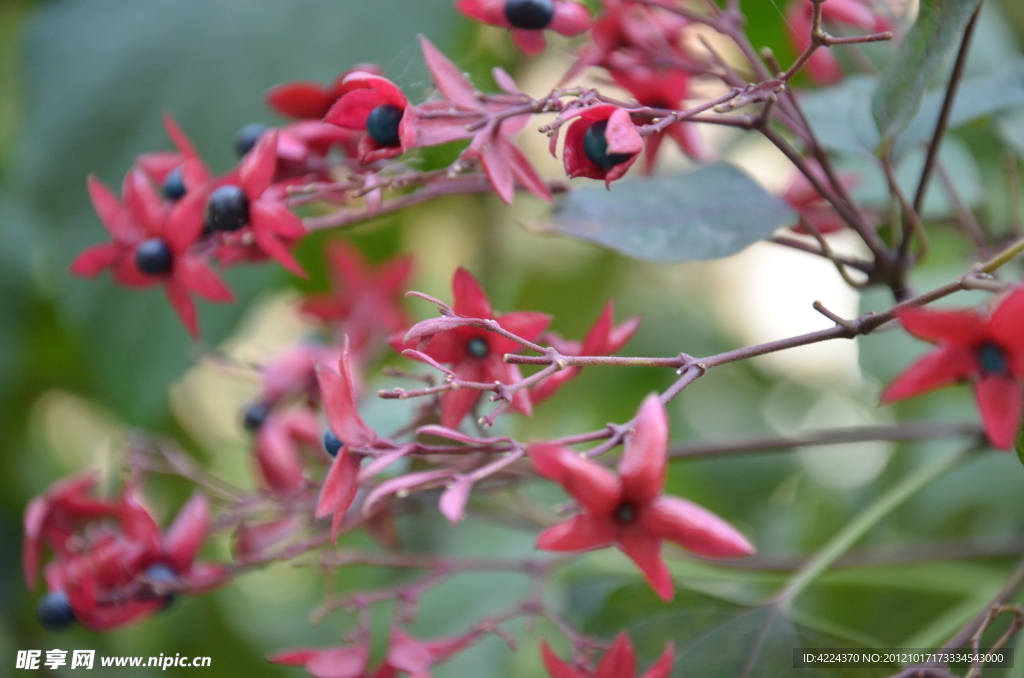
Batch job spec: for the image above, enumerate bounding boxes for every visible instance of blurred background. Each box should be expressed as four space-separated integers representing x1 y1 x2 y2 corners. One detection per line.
3 0 1024 676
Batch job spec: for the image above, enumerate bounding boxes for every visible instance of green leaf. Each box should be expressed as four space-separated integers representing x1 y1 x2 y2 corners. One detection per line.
803 61 1024 159
872 0 983 142
539 164 797 263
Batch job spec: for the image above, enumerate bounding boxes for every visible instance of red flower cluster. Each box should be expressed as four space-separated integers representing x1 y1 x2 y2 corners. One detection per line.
882 288 1024 450
393 267 550 428
24 474 224 631
532 395 754 601
71 116 308 336
301 241 414 353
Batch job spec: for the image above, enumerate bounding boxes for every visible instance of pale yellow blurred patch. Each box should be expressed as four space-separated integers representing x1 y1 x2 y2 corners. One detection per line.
169 292 317 486
401 195 485 302
30 390 123 479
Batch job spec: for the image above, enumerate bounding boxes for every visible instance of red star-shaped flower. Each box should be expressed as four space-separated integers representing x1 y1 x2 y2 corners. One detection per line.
69 169 234 337
253 407 321 496
562 105 644 186
302 241 414 351
541 633 674 678
532 301 640 404
413 37 552 205
393 267 551 429
455 0 592 55
324 71 410 164
23 472 118 590
881 289 1024 450
207 130 308 277
532 395 754 601
31 484 226 631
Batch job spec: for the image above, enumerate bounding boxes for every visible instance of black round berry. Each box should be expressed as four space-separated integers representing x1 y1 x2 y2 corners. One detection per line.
614 501 637 525
162 167 187 202
243 402 271 432
234 123 268 158
977 342 1009 375
323 430 343 458
365 104 403 148
204 185 250 233
135 238 174 276
583 120 634 171
504 0 555 29
37 591 76 631
144 563 178 608
467 337 489 359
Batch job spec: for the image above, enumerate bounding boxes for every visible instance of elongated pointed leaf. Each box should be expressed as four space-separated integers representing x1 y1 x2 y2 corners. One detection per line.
540 164 796 263
872 0 983 141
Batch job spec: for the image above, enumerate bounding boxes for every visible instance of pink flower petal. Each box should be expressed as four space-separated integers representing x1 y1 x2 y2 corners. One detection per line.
881 345 976 403
619 395 668 505
974 375 1024 450
617 528 674 601
440 379 485 429
315 449 361 543
439 477 473 524
550 0 593 36
317 348 376 448
419 36 479 110
595 633 636 678
176 255 234 303
481 141 515 204
541 641 585 678
452 267 493 319
266 82 337 120
69 243 123 277
530 444 621 517
240 130 279 198
512 29 547 55
898 307 988 346
161 112 199 159
164 280 199 338
641 496 754 558
162 493 209 572
639 644 675 678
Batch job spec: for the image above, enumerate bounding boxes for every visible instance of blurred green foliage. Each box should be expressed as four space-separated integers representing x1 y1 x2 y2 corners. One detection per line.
2 1 1024 677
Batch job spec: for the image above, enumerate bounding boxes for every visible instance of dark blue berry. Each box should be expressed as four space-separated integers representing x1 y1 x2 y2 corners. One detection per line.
365 105 403 148
204 185 250 232
323 430 343 457
135 238 174 275
467 337 490 359
505 0 555 29
583 120 634 171
162 167 187 201
37 591 76 631
235 123 268 158
978 342 1009 375
243 402 271 431
144 563 178 609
